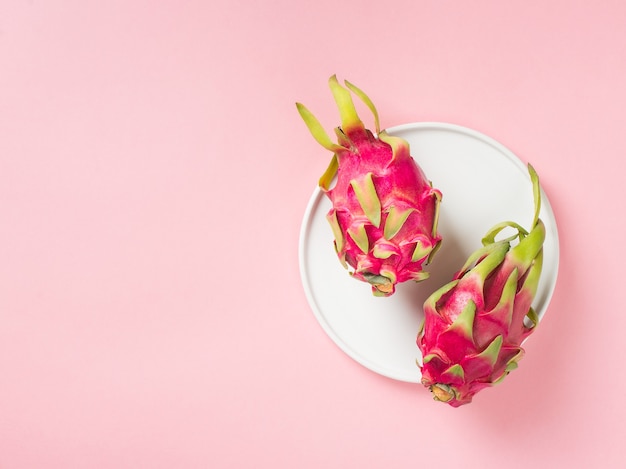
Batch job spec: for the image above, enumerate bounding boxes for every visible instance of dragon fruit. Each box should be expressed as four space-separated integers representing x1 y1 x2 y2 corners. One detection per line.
296 76 442 296
417 164 545 406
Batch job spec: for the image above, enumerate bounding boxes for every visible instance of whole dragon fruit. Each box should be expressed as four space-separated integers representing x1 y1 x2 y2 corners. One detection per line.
296 76 442 296
417 165 545 406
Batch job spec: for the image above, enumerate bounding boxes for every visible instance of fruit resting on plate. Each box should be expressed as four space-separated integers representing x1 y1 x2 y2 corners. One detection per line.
296 76 442 297
417 165 545 406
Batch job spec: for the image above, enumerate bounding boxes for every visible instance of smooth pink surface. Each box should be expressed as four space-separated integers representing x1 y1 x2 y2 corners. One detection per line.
1 1 624 467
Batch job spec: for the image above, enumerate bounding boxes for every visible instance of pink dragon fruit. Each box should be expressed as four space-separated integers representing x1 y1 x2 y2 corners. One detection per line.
297 76 442 296
417 164 545 406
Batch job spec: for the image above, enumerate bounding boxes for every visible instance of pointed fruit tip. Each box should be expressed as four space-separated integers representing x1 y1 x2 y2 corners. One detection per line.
528 163 542 227
372 282 394 297
328 75 363 133
296 102 346 154
431 384 455 403
344 79 380 134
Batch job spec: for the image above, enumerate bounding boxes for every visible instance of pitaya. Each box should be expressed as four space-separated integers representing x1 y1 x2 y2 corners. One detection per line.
296 76 442 296
417 164 545 407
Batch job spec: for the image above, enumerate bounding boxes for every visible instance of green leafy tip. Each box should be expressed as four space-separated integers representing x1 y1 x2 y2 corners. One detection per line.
431 188 442 238
528 163 541 228
295 102 345 153
384 206 414 240
350 173 382 228
411 240 432 263
318 154 338 191
422 353 438 364
378 131 408 162
448 299 476 341
328 75 364 134
326 211 344 254
442 364 465 381
344 79 380 134
476 335 503 368
347 224 369 254
487 268 517 329
372 244 396 259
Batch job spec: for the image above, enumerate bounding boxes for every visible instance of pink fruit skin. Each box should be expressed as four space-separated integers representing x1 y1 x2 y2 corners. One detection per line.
297 76 442 297
418 260 536 407
328 123 441 295
417 165 545 407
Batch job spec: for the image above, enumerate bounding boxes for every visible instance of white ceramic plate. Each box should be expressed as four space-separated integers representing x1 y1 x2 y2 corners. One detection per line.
299 122 559 383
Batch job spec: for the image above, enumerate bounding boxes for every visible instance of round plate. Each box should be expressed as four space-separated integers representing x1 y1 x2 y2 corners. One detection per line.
299 122 559 383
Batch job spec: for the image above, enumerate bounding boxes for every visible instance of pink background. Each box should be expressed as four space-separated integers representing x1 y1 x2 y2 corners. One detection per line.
1 1 624 467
